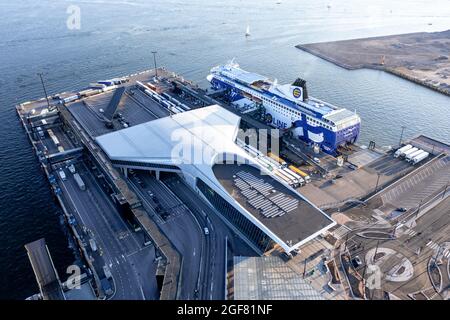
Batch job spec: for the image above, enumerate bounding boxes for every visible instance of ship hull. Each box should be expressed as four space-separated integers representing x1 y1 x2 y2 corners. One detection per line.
209 76 360 155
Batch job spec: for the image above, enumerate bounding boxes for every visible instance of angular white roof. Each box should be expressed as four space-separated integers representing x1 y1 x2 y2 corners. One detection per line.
96 104 251 168
95 104 335 253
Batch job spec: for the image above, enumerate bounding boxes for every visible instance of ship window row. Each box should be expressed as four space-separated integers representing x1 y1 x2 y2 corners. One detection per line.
306 116 335 131
265 98 335 130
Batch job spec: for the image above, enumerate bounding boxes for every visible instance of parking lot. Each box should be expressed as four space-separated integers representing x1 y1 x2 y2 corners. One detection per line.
379 155 450 213
299 153 416 210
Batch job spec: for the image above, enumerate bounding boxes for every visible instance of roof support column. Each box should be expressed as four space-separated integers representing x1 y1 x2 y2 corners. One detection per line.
155 170 160 180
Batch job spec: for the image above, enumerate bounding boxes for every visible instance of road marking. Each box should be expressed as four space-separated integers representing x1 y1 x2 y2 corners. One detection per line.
404 229 417 236
443 249 450 258
426 241 439 250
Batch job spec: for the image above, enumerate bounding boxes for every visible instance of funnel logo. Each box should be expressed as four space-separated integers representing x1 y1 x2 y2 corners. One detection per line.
292 87 302 99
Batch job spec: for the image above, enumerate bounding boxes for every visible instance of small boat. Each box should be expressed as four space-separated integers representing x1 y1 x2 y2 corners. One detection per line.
245 25 250 37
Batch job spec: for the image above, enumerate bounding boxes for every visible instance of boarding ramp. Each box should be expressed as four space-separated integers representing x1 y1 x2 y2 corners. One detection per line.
104 87 125 121
46 147 84 164
25 238 65 300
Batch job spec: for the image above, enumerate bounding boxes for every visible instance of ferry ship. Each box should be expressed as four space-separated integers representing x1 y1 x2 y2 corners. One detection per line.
207 61 361 155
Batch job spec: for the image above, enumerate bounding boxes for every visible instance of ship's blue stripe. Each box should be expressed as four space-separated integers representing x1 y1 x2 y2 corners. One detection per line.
210 77 360 155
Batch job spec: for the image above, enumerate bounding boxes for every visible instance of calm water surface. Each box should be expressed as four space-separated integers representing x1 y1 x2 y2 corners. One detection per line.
0 0 449 299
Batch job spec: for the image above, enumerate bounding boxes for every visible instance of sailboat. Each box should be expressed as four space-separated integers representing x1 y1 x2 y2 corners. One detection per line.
245 25 250 37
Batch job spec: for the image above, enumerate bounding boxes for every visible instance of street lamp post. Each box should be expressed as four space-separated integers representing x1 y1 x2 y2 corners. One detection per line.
374 173 381 193
343 232 350 252
37 73 50 109
398 126 406 147
373 240 380 264
302 258 307 278
151 51 158 78
443 183 448 199
416 199 423 219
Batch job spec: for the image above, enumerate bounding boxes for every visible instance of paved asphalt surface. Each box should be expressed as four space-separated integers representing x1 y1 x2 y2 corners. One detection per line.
381 155 450 210
162 174 258 299
58 164 159 300
128 172 204 300
129 170 256 300
163 175 225 300
342 196 450 299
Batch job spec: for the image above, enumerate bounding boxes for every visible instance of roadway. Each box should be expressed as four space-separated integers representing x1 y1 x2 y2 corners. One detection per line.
129 170 256 300
162 174 257 299
57 163 159 300
338 196 450 299
127 172 203 299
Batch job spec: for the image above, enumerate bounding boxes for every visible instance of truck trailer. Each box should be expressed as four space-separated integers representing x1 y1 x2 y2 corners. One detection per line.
411 151 429 165
405 149 424 162
401 147 419 158
394 144 413 158
288 165 311 183
73 173 86 191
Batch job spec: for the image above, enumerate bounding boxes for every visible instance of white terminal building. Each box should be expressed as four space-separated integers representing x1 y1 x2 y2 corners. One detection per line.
96 104 335 253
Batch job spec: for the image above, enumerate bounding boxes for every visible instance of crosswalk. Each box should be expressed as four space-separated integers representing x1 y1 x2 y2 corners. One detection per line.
333 225 350 240
426 240 440 251
401 227 450 258
403 228 417 237
442 248 450 259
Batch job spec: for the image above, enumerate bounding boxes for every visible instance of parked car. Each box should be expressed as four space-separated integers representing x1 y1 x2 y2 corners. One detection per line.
351 256 362 268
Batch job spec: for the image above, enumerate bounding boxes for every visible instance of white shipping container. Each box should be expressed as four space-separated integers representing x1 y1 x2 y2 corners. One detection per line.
274 170 292 185
401 147 419 158
102 85 118 92
394 144 412 158
412 152 429 165
405 149 424 162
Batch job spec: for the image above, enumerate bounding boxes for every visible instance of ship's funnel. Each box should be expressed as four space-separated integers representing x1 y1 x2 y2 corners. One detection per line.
292 78 308 101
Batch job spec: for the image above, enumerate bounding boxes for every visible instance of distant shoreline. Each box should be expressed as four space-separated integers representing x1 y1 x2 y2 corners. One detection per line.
296 30 450 97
